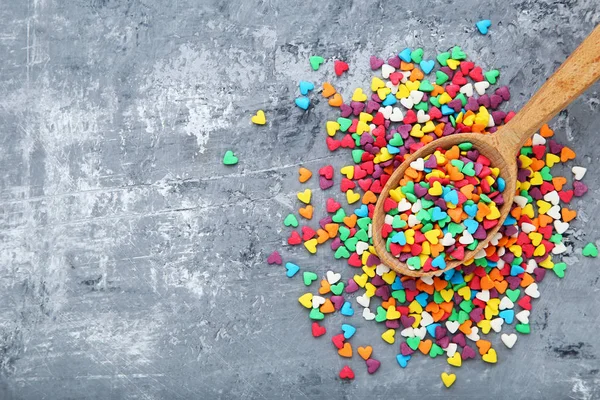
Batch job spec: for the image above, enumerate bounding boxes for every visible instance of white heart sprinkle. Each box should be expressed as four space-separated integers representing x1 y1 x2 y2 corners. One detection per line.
554 220 569 234
466 326 480 341
390 107 404 122
499 296 514 310
386 81 398 94
474 81 490 95
420 276 434 285
414 327 427 340
382 64 395 79
384 215 394 225
444 343 458 357
410 90 424 104
516 310 530 324
440 233 456 246
356 294 370 308
525 282 540 298
552 242 567 254
543 191 560 205
490 318 504 333
356 241 369 255
381 105 393 119
408 214 419 227
400 327 415 337
416 109 430 123
487 113 495 127
411 199 423 213
420 311 434 327
312 295 326 308
446 321 460 334
547 205 561 220
326 271 341 284
572 166 587 180
521 222 536 234
400 97 414 109
397 198 412 212
459 83 473 97
362 307 375 321
532 133 546 146
525 259 537 273
410 158 425 171
501 333 518 349
376 264 390 275
459 231 474 245
476 290 490 302
513 196 528 208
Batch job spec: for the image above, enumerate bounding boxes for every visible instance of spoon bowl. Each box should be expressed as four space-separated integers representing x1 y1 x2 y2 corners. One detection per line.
372 25 600 277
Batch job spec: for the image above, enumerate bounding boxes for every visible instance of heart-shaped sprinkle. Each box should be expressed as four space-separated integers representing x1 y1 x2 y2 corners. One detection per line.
222 150 238 165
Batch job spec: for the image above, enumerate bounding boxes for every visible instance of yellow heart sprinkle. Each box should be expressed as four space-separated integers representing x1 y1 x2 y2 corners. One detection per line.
326 121 340 136
396 84 410 99
447 59 460 70
381 329 395 344
371 77 385 91
298 293 313 308
354 274 368 287
251 110 266 125
346 189 361 204
297 189 312 204
482 348 498 363
447 352 462 367
441 372 456 387
386 306 401 320
304 238 318 254
352 88 367 102
440 289 454 303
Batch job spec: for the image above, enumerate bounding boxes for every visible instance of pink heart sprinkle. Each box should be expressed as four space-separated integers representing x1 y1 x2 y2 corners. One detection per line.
366 358 381 374
266 251 282 265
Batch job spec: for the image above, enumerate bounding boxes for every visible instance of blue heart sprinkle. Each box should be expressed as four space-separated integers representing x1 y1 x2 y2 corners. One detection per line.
450 271 464 285
476 19 492 35
391 231 407 245
431 207 448 222
441 104 454 116
392 277 404 290
387 144 400 154
415 292 429 307
464 219 479 234
464 204 478 217
299 80 315 95
354 204 369 217
341 301 354 316
426 323 440 337
382 94 397 106
420 60 435 74
431 255 446 269
295 96 310 110
503 215 517 225
396 354 411 368
399 48 412 63
497 177 506 192
443 190 459 205
285 262 300 277
341 324 356 339
510 265 525 276
499 309 514 324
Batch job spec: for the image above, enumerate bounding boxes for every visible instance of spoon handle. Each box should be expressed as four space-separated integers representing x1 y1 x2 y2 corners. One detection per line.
498 24 600 155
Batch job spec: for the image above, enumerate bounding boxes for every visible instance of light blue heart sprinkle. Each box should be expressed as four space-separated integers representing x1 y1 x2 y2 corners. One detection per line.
285 262 300 277
499 309 514 324
299 80 315 95
419 60 435 74
476 19 492 35
399 48 412 63
341 324 356 339
415 292 429 307
295 96 310 110
341 301 354 316
382 94 397 106
354 204 369 217
464 219 479 234
431 255 446 269
396 354 411 368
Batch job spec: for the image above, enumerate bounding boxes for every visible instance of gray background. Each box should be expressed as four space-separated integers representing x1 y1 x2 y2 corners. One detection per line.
0 0 599 399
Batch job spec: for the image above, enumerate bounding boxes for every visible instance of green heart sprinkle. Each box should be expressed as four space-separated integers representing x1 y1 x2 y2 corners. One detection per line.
389 133 404 146
309 55 324 71
334 246 350 259
223 150 238 165
506 289 521 302
435 70 449 85
583 242 598 257
515 323 530 334
376 306 387 322
451 46 467 60
436 52 450 66
429 96 441 108
303 271 318 286
484 69 500 84
407 336 421 350
413 101 429 112
410 48 424 63
284 213 298 227
429 343 444 358
337 117 352 132
309 308 324 320
330 282 344 295
332 208 346 223
392 290 406 303
352 149 364 163
418 80 434 92
553 262 567 278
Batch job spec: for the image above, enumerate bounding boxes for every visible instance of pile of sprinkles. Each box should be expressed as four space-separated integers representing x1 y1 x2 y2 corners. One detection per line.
382 144 506 271
253 28 597 387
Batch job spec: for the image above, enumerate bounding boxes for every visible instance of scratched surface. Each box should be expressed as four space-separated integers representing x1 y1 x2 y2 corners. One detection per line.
0 0 599 399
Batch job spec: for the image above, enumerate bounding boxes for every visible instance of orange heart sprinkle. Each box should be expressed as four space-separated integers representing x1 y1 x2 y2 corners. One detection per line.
318 279 331 295
298 167 312 183
298 205 313 220
561 208 577 222
328 93 343 107
476 340 492 355
539 124 554 138
357 346 373 360
418 339 433 354
338 342 352 358
322 82 336 97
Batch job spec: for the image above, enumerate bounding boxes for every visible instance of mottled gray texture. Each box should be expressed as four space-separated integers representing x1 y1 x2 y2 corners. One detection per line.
0 0 599 399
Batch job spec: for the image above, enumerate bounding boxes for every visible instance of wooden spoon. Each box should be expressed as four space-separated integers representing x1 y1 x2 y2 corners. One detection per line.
373 25 600 278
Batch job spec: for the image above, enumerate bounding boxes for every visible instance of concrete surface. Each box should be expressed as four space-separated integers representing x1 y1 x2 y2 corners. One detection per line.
0 0 599 399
